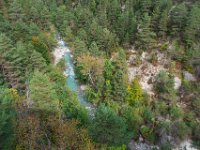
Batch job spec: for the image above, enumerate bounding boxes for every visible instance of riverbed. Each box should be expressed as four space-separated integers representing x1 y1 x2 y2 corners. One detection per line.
53 38 93 112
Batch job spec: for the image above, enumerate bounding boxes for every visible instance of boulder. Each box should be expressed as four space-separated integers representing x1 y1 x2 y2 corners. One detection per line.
184 71 196 81
174 77 181 90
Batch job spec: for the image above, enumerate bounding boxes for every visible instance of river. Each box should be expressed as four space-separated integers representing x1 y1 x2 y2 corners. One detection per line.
57 38 93 113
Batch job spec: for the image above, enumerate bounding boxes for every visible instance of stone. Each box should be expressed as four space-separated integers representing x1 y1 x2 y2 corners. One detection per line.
80 85 87 91
128 140 154 150
184 71 196 81
174 77 181 90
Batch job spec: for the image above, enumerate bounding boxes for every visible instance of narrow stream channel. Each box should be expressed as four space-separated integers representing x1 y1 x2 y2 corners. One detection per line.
57 38 93 113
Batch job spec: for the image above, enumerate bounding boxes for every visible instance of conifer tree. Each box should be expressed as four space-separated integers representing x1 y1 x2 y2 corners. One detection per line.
111 49 128 103
0 34 23 90
184 5 200 46
139 0 152 14
170 3 187 37
91 104 130 146
89 0 96 13
103 60 113 102
0 88 16 150
136 13 156 50
30 71 59 111
8 0 24 23
158 9 168 38
107 0 121 30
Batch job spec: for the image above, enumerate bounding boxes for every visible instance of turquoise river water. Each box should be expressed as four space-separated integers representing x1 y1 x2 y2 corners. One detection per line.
57 38 92 111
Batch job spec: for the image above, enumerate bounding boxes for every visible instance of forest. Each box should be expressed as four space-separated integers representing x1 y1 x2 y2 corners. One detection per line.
0 0 200 149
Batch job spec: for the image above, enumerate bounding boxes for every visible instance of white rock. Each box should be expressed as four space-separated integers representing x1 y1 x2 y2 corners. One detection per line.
184 71 196 81
80 85 87 91
174 77 182 90
173 140 198 150
53 40 69 64
130 49 137 54
63 72 68 77
141 52 148 61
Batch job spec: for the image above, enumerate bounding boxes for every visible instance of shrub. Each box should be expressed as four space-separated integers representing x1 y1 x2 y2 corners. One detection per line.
192 96 200 117
171 121 191 140
193 123 200 148
154 71 176 102
160 43 169 51
56 58 66 72
169 105 183 120
141 125 155 143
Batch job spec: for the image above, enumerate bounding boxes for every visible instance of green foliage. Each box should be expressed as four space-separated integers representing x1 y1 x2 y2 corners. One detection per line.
111 49 128 103
136 13 156 50
122 106 144 138
30 71 59 111
160 144 172 150
63 93 89 126
103 60 114 102
73 38 88 59
85 86 100 104
8 0 24 23
171 121 191 140
0 34 47 91
32 35 51 64
141 125 155 143
90 104 131 146
0 88 16 150
192 96 200 117
101 144 126 150
154 71 176 101
193 122 200 148
170 3 188 37
184 5 200 46
169 105 184 120
97 28 118 56
56 58 66 72
116 11 137 44
154 101 168 116
1 0 200 148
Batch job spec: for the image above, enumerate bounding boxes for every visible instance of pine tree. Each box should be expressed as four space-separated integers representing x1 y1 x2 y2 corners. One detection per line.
29 71 59 111
154 71 176 102
158 9 168 38
184 5 200 46
103 60 113 102
111 49 128 103
170 3 187 37
98 28 118 56
73 38 88 59
89 41 102 56
0 34 23 90
139 0 152 14
136 13 156 50
112 70 127 103
39 6 50 30
89 0 96 13
107 0 121 30
32 35 51 64
8 0 24 23
91 104 130 146
0 88 16 150
151 1 161 34
116 10 137 44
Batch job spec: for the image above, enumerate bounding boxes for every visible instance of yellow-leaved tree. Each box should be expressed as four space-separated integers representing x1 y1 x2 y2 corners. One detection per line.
127 78 143 106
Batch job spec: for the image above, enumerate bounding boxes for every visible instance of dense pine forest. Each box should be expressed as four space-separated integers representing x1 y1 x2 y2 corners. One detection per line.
0 0 200 149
